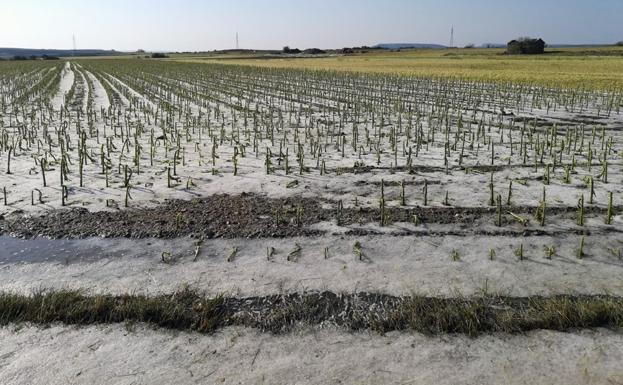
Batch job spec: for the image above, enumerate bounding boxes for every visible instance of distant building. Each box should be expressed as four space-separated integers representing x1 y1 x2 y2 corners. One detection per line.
507 38 546 55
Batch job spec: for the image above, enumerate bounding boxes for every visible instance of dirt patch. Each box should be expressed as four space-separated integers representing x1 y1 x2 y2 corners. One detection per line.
0 193 619 239
1 194 324 239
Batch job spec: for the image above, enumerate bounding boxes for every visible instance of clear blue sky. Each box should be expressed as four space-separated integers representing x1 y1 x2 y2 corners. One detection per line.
1 0 621 51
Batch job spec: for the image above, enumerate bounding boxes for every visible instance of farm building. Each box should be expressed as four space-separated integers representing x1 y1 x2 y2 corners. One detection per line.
507 38 546 54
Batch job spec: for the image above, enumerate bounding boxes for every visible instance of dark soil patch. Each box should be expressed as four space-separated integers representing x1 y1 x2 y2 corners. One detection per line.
0 193 619 239
5 194 276 239
1 194 324 239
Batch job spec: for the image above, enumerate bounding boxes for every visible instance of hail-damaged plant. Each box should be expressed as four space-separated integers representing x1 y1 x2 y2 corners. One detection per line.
353 241 367 261
489 248 496 261
515 244 525 260
577 195 585 226
495 194 503 226
606 191 614 225
379 179 386 226
544 245 556 259
287 243 301 262
509 212 529 226
266 246 275 261
226 247 238 262
577 236 586 259
535 187 547 226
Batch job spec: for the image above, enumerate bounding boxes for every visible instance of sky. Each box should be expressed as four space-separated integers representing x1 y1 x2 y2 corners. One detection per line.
1 0 621 51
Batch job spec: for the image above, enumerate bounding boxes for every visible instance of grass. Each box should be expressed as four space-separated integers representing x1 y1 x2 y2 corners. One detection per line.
0 289 224 333
0 289 622 337
170 47 623 90
402 295 623 336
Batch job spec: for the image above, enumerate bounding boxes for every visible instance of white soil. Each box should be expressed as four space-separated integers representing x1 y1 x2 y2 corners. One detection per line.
84 71 111 111
0 325 621 385
50 61 75 110
1 234 621 297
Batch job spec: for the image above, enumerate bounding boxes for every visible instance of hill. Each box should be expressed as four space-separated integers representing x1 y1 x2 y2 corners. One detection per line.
0 47 122 59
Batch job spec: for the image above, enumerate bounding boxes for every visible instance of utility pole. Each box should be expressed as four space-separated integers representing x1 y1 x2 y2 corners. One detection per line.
236 32 239 50
450 26 454 48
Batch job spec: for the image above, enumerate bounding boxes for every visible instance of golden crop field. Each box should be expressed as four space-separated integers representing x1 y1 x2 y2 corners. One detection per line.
171 47 623 90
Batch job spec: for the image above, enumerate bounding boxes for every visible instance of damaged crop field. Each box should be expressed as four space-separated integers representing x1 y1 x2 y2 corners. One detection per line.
1 57 623 384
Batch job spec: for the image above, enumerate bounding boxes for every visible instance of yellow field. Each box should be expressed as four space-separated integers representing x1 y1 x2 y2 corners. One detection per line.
170 47 623 90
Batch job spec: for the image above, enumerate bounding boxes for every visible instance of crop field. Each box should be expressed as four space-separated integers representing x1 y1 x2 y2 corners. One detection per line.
1 58 623 383
177 47 623 90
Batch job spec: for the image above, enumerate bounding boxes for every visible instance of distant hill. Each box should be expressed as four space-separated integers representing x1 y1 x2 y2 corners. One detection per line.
0 48 122 59
374 43 447 50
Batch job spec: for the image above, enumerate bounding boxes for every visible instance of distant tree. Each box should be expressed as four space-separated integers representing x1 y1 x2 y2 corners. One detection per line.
282 46 301 54
303 48 326 55
616 41 623 47
137 49 146 53
12 55 42 60
464 44 475 49
151 53 168 58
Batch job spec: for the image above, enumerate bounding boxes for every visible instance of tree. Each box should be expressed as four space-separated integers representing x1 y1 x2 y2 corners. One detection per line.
282 46 301 54
303 48 326 55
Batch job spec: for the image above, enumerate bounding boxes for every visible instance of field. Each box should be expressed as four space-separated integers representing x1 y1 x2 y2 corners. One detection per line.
173 47 623 90
1 56 623 384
